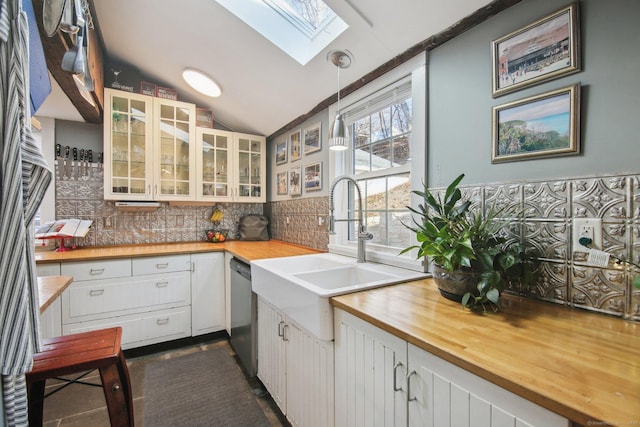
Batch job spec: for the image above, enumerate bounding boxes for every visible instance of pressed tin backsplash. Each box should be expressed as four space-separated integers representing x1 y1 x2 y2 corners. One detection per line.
53 164 262 247
430 172 640 322
53 163 639 322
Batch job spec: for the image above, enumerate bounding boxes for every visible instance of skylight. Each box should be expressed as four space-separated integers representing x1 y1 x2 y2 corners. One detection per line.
215 0 348 65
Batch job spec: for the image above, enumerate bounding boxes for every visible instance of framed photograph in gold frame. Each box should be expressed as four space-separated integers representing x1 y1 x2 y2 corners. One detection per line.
492 2 580 97
492 84 580 163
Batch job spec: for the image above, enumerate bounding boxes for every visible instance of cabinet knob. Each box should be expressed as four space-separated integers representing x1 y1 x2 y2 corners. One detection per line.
89 289 105 296
155 281 169 288
89 268 105 275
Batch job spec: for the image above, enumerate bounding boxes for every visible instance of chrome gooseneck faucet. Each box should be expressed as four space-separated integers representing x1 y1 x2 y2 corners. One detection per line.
329 176 373 263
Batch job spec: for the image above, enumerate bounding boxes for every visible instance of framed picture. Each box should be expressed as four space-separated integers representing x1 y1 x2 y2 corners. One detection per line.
492 83 580 163
289 129 302 162
275 139 288 165
303 122 322 154
289 166 302 196
276 171 288 195
491 2 580 97
304 162 322 192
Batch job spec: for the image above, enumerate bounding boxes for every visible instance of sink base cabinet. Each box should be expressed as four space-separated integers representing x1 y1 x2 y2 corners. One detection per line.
53 253 224 349
257 296 334 427
334 309 569 427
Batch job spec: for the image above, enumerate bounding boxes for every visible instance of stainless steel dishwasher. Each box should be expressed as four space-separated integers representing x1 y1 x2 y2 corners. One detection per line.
229 257 257 377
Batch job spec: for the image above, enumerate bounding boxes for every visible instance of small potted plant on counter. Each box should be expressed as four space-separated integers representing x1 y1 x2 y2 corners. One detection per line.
401 173 539 313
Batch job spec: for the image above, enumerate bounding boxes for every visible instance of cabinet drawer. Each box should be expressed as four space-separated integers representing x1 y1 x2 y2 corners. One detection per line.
61 259 131 281
62 271 191 322
132 254 191 276
62 306 192 349
37 263 61 276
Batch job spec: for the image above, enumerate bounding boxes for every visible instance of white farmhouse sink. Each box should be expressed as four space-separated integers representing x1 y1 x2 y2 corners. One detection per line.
251 253 426 341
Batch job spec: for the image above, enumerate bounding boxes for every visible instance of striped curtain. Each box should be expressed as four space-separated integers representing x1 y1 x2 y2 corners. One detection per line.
0 0 52 425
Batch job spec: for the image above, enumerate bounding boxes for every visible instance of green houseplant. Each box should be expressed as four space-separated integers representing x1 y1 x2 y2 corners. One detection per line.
402 173 539 312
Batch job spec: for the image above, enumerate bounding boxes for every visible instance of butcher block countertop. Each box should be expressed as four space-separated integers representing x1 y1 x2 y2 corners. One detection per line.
331 279 640 427
34 240 321 264
38 275 73 313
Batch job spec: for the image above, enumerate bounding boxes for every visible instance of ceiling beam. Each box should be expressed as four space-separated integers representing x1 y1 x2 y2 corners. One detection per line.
31 0 104 123
268 0 522 140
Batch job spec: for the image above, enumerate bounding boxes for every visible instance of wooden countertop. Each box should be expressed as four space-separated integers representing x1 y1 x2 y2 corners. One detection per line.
331 279 639 426
35 239 321 264
38 275 73 313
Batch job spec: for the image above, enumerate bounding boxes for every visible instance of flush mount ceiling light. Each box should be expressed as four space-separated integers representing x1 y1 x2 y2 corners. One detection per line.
182 69 222 97
327 49 353 151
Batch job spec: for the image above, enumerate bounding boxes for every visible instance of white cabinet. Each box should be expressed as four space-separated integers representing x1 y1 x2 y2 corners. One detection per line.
196 128 266 202
103 89 154 200
37 263 62 340
191 252 225 335
334 308 569 427
103 88 196 201
153 97 196 201
257 296 334 427
60 255 192 349
334 308 407 427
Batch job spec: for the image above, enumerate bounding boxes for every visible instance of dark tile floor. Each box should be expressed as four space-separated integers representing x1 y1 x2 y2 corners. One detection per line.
40 337 287 427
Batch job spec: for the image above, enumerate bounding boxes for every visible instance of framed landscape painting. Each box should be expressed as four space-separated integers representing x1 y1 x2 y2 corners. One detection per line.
304 162 322 192
275 140 287 165
492 83 580 163
303 122 321 154
491 2 580 97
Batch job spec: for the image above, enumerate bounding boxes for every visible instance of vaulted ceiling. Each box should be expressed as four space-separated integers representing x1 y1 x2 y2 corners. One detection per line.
35 0 519 137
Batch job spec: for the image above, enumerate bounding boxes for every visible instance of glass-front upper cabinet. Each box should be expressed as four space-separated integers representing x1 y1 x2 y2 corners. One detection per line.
196 128 233 201
235 133 265 202
104 89 154 200
153 98 196 200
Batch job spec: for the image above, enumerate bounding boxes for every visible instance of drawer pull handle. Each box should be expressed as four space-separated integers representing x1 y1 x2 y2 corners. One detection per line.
156 317 169 325
89 289 104 296
156 263 169 269
407 370 417 402
278 321 285 337
90 268 105 275
156 281 169 288
393 361 405 392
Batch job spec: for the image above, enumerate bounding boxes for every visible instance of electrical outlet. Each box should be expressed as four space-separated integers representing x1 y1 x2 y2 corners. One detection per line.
573 218 602 252
318 216 325 226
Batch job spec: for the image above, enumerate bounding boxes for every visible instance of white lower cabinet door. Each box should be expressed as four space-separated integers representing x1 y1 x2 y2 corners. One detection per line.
334 309 408 427
407 344 569 427
257 297 287 413
285 320 334 427
191 252 225 335
258 296 335 427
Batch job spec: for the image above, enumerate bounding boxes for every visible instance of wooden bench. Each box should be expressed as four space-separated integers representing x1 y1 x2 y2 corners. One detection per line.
26 327 134 426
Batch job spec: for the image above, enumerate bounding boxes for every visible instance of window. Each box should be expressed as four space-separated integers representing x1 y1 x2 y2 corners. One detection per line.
215 0 348 65
345 81 413 249
329 54 426 270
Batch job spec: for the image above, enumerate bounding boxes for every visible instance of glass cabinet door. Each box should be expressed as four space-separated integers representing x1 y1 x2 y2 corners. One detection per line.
196 128 233 200
154 99 195 200
235 134 265 201
104 89 153 200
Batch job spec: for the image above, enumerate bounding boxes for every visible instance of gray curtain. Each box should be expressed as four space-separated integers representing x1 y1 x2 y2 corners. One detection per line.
0 0 52 425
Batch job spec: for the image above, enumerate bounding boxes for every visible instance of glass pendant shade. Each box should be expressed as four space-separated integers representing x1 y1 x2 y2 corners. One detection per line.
329 112 349 150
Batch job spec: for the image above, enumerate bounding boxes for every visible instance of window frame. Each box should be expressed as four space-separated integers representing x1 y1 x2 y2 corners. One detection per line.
328 53 427 271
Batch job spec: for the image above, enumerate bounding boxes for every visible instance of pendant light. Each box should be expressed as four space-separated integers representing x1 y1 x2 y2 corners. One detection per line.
328 50 353 151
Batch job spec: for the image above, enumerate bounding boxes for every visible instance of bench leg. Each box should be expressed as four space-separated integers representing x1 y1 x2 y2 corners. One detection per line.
99 362 134 427
26 379 46 427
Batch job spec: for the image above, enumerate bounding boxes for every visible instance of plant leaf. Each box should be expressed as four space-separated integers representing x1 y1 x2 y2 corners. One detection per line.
486 288 500 304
